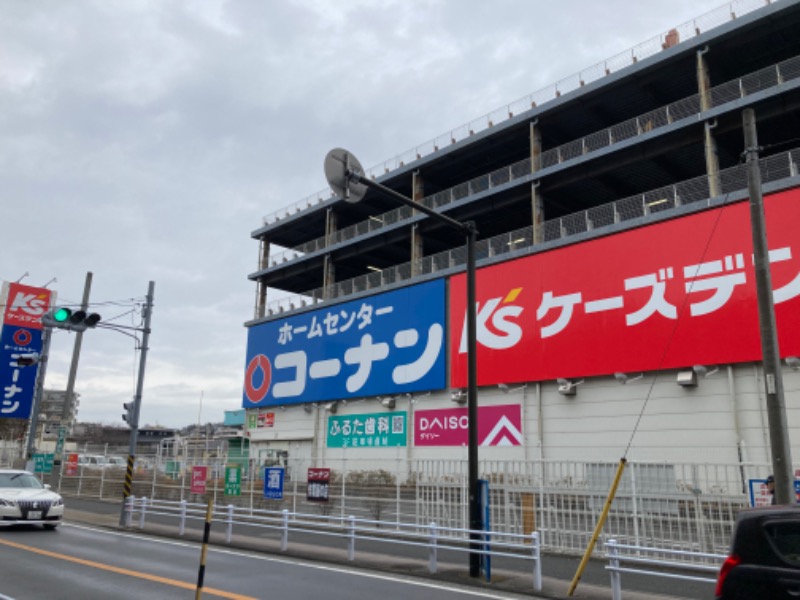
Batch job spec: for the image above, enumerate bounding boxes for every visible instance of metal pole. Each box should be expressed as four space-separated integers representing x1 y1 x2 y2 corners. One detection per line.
119 281 155 526
347 170 483 576
59 271 92 454
742 108 794 504
25 327 52 459
466 223 481 577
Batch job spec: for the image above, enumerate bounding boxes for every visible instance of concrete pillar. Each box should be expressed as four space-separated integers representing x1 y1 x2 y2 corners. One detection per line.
532 182 544 244
256 239 270 318
411 171 424 276
696 47 712 113
323 208 337 300
704 120 721 198
530 120 542 173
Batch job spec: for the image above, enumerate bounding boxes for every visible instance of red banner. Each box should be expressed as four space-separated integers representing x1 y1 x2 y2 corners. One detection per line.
191 466 208 494
65 453 79 476
2 283 52 329
450 188 800 387
414 404 522 447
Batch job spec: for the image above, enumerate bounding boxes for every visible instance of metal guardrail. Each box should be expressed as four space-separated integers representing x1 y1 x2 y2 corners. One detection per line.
260 0 778 227
605 539 724 600
124 496 543 591
260 147 800 317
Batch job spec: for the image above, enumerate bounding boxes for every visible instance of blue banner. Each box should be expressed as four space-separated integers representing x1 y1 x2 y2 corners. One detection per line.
243 280 446 407
263 467 285 500
0 325 43 420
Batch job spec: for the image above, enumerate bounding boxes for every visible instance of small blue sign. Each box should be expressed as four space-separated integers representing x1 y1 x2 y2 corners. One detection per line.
243 280 446 407
264 467 285 500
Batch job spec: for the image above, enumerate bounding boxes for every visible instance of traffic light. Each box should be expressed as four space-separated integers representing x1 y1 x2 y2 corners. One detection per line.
122 401 135 427
15 353 40 366
41 307 102 332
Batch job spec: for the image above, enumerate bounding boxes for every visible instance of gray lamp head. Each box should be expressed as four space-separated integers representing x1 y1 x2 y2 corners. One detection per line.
324 148 367 204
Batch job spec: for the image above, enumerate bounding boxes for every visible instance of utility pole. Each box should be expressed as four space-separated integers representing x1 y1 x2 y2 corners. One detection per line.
119 280 155 526
58 271 92 460
742 108 794 504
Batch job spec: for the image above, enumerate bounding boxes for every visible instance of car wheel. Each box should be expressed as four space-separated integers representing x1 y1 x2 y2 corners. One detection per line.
43 524 59 530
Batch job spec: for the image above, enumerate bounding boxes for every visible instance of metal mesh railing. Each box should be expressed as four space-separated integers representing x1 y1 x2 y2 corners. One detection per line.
260 0 781 227
259 148 799 317
264 52 800 268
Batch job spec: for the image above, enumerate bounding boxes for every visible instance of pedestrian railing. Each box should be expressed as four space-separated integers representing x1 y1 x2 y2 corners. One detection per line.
125 495 542 592
605 539 724 600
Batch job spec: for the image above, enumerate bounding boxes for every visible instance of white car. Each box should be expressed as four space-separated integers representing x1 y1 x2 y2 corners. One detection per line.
0 469 64 529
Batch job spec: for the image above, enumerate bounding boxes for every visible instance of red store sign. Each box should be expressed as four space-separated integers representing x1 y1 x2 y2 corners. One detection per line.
450 189 800 387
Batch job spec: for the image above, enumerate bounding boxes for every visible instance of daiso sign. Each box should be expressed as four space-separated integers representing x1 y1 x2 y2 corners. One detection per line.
414 404 522 447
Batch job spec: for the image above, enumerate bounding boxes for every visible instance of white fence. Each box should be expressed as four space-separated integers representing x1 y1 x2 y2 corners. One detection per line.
124 496 544 591
605 540 725 600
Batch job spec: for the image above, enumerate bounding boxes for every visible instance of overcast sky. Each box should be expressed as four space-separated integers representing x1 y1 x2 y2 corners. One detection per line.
1 0 727 428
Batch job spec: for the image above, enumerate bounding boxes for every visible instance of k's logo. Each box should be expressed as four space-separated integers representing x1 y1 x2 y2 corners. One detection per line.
459 288 524 352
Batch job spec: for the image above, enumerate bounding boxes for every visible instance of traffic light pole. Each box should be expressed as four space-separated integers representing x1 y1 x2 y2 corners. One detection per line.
119 280 155 527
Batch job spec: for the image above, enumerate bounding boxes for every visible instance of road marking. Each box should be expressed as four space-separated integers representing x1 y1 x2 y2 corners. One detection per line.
0 536 256 600
64 523 528 599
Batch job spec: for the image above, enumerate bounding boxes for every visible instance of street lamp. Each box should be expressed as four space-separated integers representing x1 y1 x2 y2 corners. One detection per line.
324 148 482 577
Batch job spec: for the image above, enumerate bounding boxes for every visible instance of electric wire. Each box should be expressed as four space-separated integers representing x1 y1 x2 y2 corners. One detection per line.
623 182 740 458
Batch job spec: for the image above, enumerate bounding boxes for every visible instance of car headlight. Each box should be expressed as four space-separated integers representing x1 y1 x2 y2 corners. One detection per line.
51 497 63 507
0 498 17 507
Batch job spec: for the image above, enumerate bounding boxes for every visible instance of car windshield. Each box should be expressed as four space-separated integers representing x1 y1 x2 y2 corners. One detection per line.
0 473 44 489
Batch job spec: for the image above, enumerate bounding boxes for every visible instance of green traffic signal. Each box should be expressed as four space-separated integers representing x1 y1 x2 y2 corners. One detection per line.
41 307 101 331
52 307 72 322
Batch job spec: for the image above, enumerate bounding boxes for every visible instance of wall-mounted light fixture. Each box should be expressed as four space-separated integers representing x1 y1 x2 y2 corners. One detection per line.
451 389 467 404
614 372 643 384
303 404 314 414
677 365 720 387
693 364 719 377
786 356 800 370
498 383 528 394
557 378 584 396
676 370 697 387
324 402 338 414
380 397 396 409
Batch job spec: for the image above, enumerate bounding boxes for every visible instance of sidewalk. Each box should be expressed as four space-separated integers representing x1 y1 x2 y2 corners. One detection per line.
64 499 702 600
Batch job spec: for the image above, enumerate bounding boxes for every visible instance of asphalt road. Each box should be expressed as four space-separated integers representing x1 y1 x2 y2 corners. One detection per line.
0 522 535 600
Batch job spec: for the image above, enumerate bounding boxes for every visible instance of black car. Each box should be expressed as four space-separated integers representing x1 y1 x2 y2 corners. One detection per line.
716 505 800 599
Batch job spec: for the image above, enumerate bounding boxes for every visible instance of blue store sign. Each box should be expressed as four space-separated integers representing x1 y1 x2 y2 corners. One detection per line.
243 280 446 407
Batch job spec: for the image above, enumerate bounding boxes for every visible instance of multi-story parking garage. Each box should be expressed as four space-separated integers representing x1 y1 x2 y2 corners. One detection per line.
239 0 800 552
